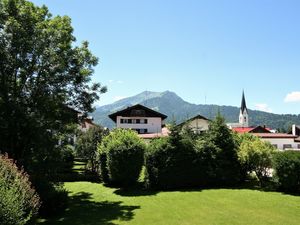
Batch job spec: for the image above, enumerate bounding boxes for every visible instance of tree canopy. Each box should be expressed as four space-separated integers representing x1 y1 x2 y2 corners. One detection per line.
0 0 106 168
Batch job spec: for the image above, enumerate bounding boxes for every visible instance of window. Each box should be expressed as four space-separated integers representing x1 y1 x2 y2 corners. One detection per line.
128 119 132 124
272 144 278 149
298 144 300 149
283 144 292 150
136 119 140 124
120 119 124 124
139 129 148 134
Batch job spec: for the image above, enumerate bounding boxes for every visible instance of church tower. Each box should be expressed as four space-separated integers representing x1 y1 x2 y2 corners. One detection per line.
239 91 249 127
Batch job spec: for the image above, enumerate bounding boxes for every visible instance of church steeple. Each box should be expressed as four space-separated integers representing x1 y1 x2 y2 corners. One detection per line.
240 90 247 114
239 90 249 127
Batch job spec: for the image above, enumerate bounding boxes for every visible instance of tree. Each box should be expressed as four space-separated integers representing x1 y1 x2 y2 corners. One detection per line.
0 0 106 214
205 113 242 185
0 0 106 172
238 134 276 186
75 126 108 173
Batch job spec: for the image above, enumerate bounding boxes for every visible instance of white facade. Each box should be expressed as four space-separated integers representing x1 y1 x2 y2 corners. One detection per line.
183 118 209 133
116 116 163 134
260 137 300 150
239 110 249 127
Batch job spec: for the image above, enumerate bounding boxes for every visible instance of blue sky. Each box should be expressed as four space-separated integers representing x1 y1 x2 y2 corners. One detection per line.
31 0 300 114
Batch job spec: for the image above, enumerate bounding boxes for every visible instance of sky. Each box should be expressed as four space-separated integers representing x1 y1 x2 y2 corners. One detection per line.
30 0 300 114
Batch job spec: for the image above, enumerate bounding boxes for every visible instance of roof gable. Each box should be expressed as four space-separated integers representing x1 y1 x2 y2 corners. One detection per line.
177 114 210 127
108 104 168 122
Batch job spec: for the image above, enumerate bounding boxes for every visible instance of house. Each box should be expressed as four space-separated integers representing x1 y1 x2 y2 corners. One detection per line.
251 133 300 150
232 125 271 134
108 104 168 136
177 114 210 134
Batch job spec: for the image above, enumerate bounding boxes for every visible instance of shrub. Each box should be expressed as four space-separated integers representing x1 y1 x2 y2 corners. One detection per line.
0 154 40 225
145 116 242 189
273 151 300 193
98 151 109 183
144 126 199 189
238 135 276 186
98 129 146 186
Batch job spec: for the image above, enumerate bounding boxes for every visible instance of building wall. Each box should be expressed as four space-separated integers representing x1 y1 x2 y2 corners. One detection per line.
116 116 162 133
184 119 209 132
262 138 300 150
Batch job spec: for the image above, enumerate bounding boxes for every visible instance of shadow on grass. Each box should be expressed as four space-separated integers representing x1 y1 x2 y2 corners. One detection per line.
39 192 140 225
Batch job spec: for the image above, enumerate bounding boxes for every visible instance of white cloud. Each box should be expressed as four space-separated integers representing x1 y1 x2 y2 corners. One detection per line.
255 103 272 113
284 91 300 102
113 96 127 102
108 79 114 83
117 80 123 84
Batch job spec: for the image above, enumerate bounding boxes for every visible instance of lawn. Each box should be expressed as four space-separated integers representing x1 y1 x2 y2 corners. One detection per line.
38 182 300 225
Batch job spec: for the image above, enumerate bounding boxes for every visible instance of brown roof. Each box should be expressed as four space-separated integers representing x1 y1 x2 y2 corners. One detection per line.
108 104 168 122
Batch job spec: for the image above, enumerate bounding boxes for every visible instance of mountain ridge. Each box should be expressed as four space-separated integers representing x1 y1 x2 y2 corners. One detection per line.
92 91 300 130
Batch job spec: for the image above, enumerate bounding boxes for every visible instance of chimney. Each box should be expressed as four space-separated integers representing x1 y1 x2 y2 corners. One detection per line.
292 124 296 136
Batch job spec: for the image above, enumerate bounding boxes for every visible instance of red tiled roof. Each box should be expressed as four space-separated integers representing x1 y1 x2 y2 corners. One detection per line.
253 133 298 139
232 127 255 133
232 126 271 134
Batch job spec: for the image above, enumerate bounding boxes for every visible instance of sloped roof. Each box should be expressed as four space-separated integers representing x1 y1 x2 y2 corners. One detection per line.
108 104 168 122
177 114 210 127
232 126 271 134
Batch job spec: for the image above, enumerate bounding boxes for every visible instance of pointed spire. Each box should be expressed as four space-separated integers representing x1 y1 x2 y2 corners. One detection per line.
241 90 247 113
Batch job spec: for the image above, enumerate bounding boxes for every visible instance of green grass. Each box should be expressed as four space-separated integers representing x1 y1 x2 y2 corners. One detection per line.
38 182 300 225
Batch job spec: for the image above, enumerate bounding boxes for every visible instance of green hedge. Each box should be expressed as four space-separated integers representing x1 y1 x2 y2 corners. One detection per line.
144 136 200 189
98 129 146 186
0 154 40 225
273 151 300 193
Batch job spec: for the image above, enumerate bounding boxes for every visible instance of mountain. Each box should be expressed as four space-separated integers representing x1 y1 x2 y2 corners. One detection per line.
92 91 300 130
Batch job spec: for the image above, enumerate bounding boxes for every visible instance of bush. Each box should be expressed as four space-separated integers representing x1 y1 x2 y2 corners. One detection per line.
273 151 300 193
238 134 276 186
98 129 146 186
98 151 109 183
145 116 242 189
0 154 40 225
144 124 200 189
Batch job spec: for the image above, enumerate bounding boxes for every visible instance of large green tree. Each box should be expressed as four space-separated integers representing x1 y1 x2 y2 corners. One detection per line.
0 0 106 176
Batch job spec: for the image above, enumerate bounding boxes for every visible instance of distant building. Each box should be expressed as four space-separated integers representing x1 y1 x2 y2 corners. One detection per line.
227 92 300 150
177 114 210 134
108 104 168 136
253 133 300 150
232 125 271 134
